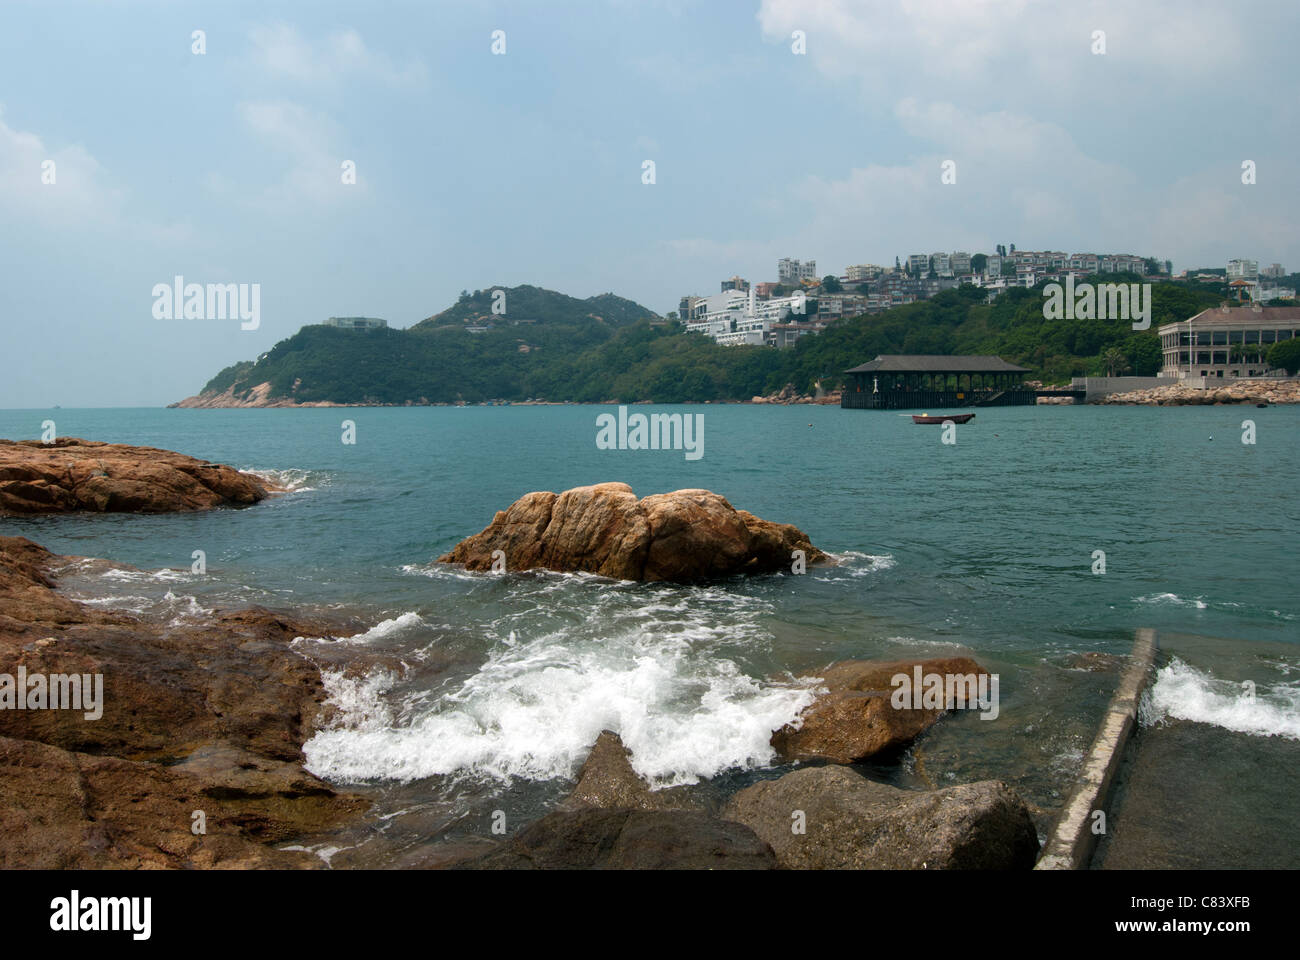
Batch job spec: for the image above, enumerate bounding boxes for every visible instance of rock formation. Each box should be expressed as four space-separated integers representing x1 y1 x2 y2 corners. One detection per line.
438 482 827 582
455 808 777 870
771 656 991 763
723 765 1038 869
562 730 697 811
0 438 274 515
0 536 368 868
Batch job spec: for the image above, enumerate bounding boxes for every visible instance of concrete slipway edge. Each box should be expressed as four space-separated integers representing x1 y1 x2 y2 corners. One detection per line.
1034 627 1159 870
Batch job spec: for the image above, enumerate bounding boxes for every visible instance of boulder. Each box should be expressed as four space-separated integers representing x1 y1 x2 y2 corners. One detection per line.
562 731 696 811
771 656 990 763
439 482 827 582
722 765 1038 869
457 808 776 870
0 438 274 515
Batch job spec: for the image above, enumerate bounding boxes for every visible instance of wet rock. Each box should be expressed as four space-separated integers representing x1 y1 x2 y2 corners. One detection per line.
0 438 274 515
438 482 827 582
0 535 372 869
563 731 696 811
0 736 364 869
457 808 777 870
771 656 991 763
722 765 1038 870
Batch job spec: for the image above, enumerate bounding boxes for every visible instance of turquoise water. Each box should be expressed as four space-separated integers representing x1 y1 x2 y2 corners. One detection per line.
2 404 1296 865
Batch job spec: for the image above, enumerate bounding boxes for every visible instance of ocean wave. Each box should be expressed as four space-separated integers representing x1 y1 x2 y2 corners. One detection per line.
302 616 816 788
1134 592 1208 609
99 566 193 583
292 611 427 646
241 467 321 493
1142 657 1300 740
816 550 896 580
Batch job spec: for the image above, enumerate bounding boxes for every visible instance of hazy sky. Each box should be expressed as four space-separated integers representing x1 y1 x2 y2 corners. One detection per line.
3 0 1297 407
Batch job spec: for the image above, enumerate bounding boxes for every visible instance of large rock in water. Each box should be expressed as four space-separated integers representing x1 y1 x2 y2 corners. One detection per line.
457 808 776 870
438 482 827 582
0 437 273 515
723 765 1038 870
771 656 991 763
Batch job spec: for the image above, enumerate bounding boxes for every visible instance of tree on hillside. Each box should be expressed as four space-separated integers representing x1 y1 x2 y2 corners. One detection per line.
822 275 842 293
971 253 988 274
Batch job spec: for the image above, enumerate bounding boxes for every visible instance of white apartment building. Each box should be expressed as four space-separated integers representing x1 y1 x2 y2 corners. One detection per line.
1227 258 1259 279
846 263 882 282
684 288 811 345
906 254 930 275
931 252 952 277
778 258 818 283
950 252 972 275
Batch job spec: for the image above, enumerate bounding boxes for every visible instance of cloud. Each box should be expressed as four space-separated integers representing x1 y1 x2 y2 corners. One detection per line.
0 106 123 228
756 0 1253 104
248 22 427 88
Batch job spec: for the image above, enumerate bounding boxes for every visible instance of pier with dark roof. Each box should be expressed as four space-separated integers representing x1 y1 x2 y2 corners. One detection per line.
842 354 1035 409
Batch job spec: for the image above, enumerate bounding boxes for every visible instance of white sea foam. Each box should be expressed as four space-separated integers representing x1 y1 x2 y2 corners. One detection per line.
241 467 319 493
100 567 192 583
817 551 896 580
1135 593 1207 610
303 607 817 788
1143 657 1300 740
293 611 427 646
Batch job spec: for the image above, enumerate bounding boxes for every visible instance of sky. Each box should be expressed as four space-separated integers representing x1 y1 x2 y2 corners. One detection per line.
2 0 1297 407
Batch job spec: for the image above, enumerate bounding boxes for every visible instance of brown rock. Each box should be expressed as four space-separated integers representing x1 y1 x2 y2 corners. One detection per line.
0 736 363 869
439 482 827 582
771 656 991 763
722 765 1038 870
0 535 373 868
456 808 776 870
0 438 273 515
563 731 696 811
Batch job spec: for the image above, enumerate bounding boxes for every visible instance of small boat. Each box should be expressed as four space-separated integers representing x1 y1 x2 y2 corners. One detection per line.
912 412 975 424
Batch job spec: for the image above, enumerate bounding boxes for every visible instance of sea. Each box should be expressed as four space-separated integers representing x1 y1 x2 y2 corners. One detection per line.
1 403 1296 868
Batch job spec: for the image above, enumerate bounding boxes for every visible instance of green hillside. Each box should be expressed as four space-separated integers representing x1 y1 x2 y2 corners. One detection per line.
191 277 1230 405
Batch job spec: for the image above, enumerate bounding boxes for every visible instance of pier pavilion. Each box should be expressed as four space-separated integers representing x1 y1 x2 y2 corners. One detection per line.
842 355 1033 409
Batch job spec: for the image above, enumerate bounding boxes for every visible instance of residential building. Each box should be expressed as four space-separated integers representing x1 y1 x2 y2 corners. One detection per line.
907 254 930 275
950 252 972 275
778 258 818 283
1263 263 1287 279
1227 258 1259 279
931 252 952 277
845 263 882 283
1158 306 1300 379
721 275 750 292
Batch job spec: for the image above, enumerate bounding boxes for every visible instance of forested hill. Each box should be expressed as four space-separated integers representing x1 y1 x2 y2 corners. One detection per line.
413 284 658 330
178 277 1228 406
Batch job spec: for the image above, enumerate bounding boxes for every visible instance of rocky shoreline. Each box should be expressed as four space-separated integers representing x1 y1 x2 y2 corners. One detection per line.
1100 378 1300 406
0 439 1045 869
